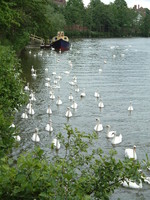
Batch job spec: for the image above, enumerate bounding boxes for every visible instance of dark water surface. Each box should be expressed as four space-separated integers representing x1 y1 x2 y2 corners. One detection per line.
15 38 150 199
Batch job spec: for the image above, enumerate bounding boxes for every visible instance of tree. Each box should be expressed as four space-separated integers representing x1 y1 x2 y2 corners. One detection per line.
64 0 85 26
0 125 144 199
140 9 150 37
110 0 135 36
0 45 27 156
0 0 66 51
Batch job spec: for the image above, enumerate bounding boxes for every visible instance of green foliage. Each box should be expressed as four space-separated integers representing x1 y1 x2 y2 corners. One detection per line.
0 45 27 156
0 125 143 199
64 0 85 26
140 9 150 37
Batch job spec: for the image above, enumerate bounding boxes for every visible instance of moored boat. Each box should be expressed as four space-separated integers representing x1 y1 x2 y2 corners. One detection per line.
50 31 70 51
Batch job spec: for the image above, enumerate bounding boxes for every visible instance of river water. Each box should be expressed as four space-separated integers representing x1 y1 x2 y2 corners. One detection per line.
15 38 150 199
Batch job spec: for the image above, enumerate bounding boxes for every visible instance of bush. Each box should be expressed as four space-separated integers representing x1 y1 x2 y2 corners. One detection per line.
0 126 143 199
0 45 27 156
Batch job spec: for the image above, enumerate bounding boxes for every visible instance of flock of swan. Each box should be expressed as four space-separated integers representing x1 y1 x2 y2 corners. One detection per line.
11 45 150 192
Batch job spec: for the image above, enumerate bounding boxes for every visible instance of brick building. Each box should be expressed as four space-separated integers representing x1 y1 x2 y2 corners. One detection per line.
53 0 66 5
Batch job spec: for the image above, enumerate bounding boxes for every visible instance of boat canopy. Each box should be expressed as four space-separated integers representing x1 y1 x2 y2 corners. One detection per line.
51 31 69 43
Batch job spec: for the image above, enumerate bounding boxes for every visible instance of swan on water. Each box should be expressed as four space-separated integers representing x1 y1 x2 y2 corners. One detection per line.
111 132 122 145
28 104 35 115
52 138 60 150
21 110 28 119
94 91 100 98
98 98 104 108
10 123 15 128
45 119 53 132
45 77 50 81
121 178 142 189
69 93 73 100
65 107 72 118
106 125 115 138
121 53 125 57
99 68 102 72
125 145 137 160
30 91 36 101
31 128 40 142
128 101 133 111
45 80 51 87
64 70 71 75
75 84 80 92
24 82 30 91
71 101 78 109
69 80 76 86
56 96 62 105
73 76 77 83
46 104 52 114
13 135 21 142
94 118 103 132
80 89 86 97
32 70 37 78
52 71 56 75
26 99 32 109
50 92 55 100
142 176 150 185
53 79 58 84
31 65 34 73
55 75 62 80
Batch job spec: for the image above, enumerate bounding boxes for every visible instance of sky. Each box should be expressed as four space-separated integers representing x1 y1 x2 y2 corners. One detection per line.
83 0 150 9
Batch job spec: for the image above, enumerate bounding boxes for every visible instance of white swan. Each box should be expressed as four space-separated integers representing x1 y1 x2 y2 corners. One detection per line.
75 84 80 92
26 99 32 109
125 145 137 160
28 104 35 115
94 118 103 132
32 70 37 78
31 128 40 142
65 107 72 118
10 123 15 128
52 71 56 75
106 125 115 138
71 101 78 109
24 82 30 91
45 80 51 87
46 105 52 114
52 138 60 150
31 65 34 73
56 96 62 105
30 92 36 101
50 92 55 100
64 70 71 75
21 110 28 119
45 77 50 81
55 74 62 80
142 176 150 184
121 178 142 189
98 98 104 108
80 89 86 97
111 132 122 145
45 119 53 132
69 93 73 100
128 101 133 111
13 135 21 142
94 91 100 98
